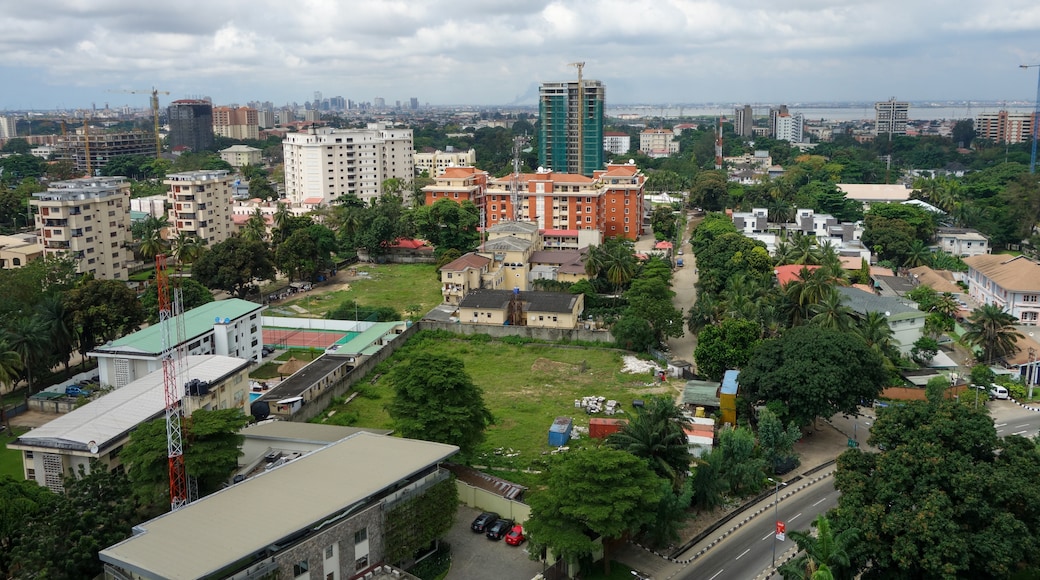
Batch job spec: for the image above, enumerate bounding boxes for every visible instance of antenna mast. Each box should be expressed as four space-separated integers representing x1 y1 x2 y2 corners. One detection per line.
157 254 189 511
714 116 724 170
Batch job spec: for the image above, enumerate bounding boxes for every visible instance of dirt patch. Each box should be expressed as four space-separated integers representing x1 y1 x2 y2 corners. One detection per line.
531 358 581 374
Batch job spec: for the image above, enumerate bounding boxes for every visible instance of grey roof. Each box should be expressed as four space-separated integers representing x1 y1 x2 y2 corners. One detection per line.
257 355 350 402
241 421 392 443
100 433 458 580
487 220 539 234
836 287 926 321
458 289 515 310
458 290 580 314
481 236 532 252
529 249 584 267
682 380 721 407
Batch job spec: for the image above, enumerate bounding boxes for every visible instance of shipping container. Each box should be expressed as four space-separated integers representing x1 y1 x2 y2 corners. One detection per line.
588 418 628 439
548 416 573 447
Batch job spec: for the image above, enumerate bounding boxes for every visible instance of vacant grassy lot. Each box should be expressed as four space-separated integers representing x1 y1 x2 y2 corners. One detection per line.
312 333 671 479
267 263 442 319
0 426 28 480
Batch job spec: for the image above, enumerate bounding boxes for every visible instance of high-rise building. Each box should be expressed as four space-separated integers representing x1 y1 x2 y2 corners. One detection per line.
374 97 386 109
57 130 156 173
32 177 132 280
212 106 260 140
256 110 274 129
168 100 214 152
282 124 414 206
975 111 1039 144
769 105 789 138
734 105 754 138
774 112 804 143
410 97 419 110
0 116 16 139
875 99 910 136
165 170 234 247
413 147 477 178
539 78 605 177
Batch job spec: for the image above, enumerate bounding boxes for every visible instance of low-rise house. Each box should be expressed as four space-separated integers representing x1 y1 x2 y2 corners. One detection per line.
440 253 494 305
936 227 989 257
963 254 1040 325
836 287 927 353
0 233 42 269
457 289 584 329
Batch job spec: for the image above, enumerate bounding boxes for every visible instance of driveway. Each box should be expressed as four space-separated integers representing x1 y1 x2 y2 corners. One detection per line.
445 505 544 580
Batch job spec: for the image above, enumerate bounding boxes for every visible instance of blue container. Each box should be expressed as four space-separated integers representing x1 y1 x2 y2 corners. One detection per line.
548 416 573 447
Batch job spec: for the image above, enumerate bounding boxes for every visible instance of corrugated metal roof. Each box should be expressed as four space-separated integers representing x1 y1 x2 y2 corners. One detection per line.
721 370 740 395
94 299 263 356
100 433 458 579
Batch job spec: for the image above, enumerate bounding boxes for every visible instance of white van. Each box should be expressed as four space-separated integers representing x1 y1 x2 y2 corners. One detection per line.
989 384 1009 400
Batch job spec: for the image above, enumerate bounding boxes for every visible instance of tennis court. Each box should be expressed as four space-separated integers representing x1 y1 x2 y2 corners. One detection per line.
263 328 360 349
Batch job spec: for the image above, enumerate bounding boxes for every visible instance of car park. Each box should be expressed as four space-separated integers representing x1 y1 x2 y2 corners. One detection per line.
65 385 91 397
485 518 514 541
504 524 525 546
470 511 499 533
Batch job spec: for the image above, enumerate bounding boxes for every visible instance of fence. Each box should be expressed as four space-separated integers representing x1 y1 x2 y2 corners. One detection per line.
419 321 614 343
454 480 531 524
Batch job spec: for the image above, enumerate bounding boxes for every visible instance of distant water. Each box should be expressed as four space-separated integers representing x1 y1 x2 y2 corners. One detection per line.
608 104 1038 122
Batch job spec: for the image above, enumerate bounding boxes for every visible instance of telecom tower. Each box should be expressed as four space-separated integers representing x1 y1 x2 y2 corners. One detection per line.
510 135 528 220
156 254 189 511
714 116 724 170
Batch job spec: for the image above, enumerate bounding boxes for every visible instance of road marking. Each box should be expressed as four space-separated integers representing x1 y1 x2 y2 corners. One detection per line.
812 498 827 507
762 532 773 541
1013 430 1028 435
1015 424 1030 429
997 429 1004 434
708 570 724 580
996 423 1007 427
789 512 802 522
736 548 750 560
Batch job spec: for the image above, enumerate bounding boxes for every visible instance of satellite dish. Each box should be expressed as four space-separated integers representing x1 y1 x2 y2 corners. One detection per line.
88 440 99 454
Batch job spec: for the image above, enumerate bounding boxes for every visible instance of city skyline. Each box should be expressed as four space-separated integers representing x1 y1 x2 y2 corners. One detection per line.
2 1 1040 110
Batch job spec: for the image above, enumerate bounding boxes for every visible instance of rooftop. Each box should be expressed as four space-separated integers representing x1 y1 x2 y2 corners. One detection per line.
836 183 912 202
836 287 927 320
441 252 491 272
99 432 458 580
458 289 580 313
963 255 1040 292
93 299 263 356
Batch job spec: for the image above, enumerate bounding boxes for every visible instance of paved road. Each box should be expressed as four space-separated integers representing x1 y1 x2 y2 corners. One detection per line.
677 478 840 580
989 400 1040 438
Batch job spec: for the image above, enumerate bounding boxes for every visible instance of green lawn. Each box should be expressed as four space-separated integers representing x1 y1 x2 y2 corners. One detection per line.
0 426 28 480
268 263 443 319
312 334 669 480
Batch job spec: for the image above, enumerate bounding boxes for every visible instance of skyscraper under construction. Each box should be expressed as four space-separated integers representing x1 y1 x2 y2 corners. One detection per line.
538 73 604 177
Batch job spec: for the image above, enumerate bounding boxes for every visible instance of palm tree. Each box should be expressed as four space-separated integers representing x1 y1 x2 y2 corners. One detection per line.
583 244 605 279
36 294 76 374
773 239 794 266
606 397 691 487
855 311 895 354
240 208 268 243
778 514 858 580
0 338 24 396
931 292 960 319
4 315 50 396
687 293 721 334
171 232 204 268
600 240 637 293
903 239 931 268
962 304 1024 363
138 225 168 261
789 232 822 266
809 289 854 331
785 267 833 326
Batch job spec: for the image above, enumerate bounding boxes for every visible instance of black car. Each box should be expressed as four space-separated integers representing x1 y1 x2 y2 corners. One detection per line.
485 518 514 541
471 512 500 533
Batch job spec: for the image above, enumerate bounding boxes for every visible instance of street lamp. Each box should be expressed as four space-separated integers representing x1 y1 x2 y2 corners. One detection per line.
767 477 789 567
1020 64 1040 174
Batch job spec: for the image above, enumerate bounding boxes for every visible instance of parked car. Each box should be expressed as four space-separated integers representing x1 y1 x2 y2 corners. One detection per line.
990 384 1009 400
470 512 499 533
504 524 525 546
65 385 91 397
486 518 514 541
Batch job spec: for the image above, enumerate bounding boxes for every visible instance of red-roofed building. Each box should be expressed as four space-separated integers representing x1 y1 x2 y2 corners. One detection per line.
423 166 489 210
774 264 821 286
440 253 494 305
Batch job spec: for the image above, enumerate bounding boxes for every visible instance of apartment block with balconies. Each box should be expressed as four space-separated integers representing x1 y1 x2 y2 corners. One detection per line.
165 170 234 246
32 177 131 280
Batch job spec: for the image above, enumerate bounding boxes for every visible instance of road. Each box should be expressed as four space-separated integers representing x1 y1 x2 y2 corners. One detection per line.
676 478 840 580
989 400 1040 438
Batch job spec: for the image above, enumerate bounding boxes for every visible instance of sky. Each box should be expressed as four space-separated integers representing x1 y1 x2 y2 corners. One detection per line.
2 0 1040 111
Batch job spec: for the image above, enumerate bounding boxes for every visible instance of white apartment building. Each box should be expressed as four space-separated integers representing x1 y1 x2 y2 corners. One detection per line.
774 112 804 143
282 124 414 205
0 116 16 139
963 254 1040 326
603 132 631 155
165 170 234 246
219 144 263 168
413 147 476 178
32 177 132 280
935 227 989 257
639 129 679 158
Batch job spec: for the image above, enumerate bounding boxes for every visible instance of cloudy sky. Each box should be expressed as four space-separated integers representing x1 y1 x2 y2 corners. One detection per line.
2 0 1040 111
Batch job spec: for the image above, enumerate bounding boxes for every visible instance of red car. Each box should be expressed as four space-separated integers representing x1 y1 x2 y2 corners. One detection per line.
504 524 525 546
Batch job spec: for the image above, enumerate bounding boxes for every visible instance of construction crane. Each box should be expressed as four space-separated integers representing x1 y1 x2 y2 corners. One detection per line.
156 254 189 511
110 88 170 158
569 62 585 176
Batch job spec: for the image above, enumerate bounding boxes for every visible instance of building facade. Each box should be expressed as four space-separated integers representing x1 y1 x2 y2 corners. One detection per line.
282 124 414 205
639 129 679 158
963 254 1040 326
212 106 260 140
413 147 476 178
734 105 754 137
603 132 631 156
168 99 215 152
0 233 42 269
935 227 989 257
0 115 17 139
57 130 157 173
219 144 263 167
538 79 605 176
32 177 132 280
875 99 910 136
165 170 234 246
774 112 804 143
975 111 1039 144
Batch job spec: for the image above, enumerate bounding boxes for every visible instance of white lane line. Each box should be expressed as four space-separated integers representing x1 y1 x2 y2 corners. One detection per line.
997 429 1005 434
762 532 773 541
1013 430 1028 435
1015 424 1030 428
709 570 724 580
996 423 1007 427
812 498 827 507
736 548 750 560
789 512 803 522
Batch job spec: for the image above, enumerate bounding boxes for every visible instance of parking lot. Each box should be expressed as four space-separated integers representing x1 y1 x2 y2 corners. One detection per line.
445 505 544 580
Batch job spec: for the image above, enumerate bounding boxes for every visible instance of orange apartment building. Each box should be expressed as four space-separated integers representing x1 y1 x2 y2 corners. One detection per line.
422 162 646 240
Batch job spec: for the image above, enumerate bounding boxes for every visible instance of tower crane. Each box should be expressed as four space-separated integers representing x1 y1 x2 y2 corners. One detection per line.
568 62 585 176
109 88 170 158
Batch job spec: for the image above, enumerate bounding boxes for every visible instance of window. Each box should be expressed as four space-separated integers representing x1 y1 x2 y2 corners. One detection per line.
26 468 35 479
355 556 368 571
293 560 309 576
325 545 335 559
1025 295 1039 303
25 451 33 459
354 528 367 544
1022 311 1038 321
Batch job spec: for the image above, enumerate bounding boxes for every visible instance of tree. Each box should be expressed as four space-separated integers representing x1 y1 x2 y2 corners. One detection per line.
623 277 684 346
962 303 1024 363
757 407 801 475
611 315 655 352
192 236 275 298
171 232 204 267
240 208 268 243
65 279 145 357
387 353 493 457
36 293 76 374
525 447 664 576
0 476 56 577
4 315 51 395
778 514 858 580
739 325 889 428
275 224 336 282
139 278 215 324
248 176 277 200
715 425 767 496
911 336 940 365
808 290 854 331
0 339 23 397
606 396 691 487
410 198 480 255
690 171 729 211
694 318 760 381
650 205 679 240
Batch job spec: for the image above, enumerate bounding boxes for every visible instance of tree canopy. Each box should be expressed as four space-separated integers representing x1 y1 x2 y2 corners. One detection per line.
192 236 275 298
694 317 760 381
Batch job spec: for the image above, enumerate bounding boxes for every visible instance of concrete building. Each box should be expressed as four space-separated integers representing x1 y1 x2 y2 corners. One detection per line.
734 105 754 138
639 129 679 158
0 233 42 269
875 99 910 136
32 177 132 280
539 78 605 176
219 144 263 168
837 183 912 208
935 227 989 257
90 298 266 388
457 289 585 329
168 99 214 152
440 252 494 305
0 115 18 139
774 112 804 143
100 432 457 580
769 105 789 138
57 130 156 173
282 124 414 205
975 111 1039 144
963 254 1040 326
603 131 631 155
212 106 260 140
422 166 489 212
165 170 234 246
836 287 927 354
8 355 251 493
413 147 476 178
